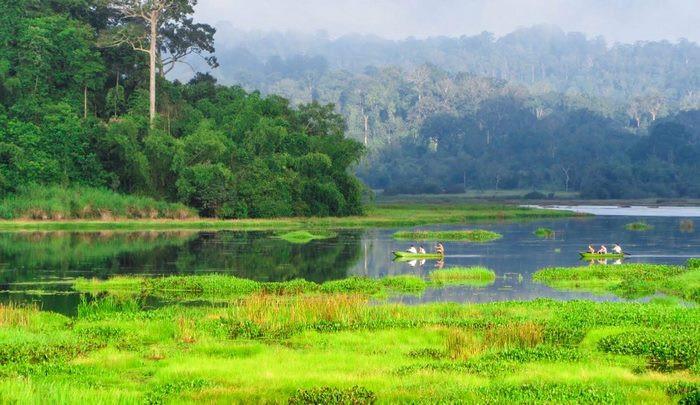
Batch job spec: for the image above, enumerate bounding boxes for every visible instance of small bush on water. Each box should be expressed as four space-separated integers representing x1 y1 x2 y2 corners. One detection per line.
429 267 496 287
77 296 141 320
379 275 427 294
533 227 555 238
288 386 377 405
625 221 654 231
393 229 502 242
680 220 695 233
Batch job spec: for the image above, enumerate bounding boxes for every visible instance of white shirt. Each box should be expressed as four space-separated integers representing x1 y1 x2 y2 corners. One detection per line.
612 245 622 254
407 247 417 254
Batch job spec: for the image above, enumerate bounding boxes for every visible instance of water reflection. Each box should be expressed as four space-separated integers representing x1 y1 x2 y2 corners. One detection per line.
1 213 699 314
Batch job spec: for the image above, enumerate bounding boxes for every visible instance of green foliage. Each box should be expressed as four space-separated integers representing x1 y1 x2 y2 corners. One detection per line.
0 6 364 219
533 263 700 301
0 185 195 220
145 378 213 405
533 228 555 238
598 329 700 371
275 230 337 244
429 267 497 287
393 229 502 242
2 296 700 402
74 274 431 301
625 222 654 231
687 258 700 270
288 386 377 405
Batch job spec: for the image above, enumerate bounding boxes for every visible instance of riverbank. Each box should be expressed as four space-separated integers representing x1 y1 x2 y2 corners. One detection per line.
1 292 698 403
0 203 579 231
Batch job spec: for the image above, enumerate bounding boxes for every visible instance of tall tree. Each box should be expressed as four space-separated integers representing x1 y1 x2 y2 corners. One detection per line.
103 0 216 125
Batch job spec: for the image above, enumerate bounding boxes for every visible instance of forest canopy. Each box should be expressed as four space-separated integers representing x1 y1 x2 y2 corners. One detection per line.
192 26 700 198
0 0 364 218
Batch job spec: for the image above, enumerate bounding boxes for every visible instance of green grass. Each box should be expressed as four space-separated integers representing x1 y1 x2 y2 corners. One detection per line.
274 230 337 244
0 185 196 220
429 267 497 287
393 229 502 242
0 203 579 231
533 262 700 301
534 227 555 238
625 221 654 231
73 274 435 301
1 298 699 403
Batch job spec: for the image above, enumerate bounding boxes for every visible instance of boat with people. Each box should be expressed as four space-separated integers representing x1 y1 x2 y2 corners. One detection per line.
579 252 625 259
393 251 444 260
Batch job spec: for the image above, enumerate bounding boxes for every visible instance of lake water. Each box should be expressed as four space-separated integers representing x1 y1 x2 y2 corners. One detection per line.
2 208 699 314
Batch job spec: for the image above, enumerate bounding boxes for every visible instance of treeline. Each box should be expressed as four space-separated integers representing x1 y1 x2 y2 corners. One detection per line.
0 1 363 218
361 105 700 199
191 26 700 198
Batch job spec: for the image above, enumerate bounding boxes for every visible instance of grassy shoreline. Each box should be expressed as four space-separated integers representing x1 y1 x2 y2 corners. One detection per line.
1 294 699 403
0 204 580 232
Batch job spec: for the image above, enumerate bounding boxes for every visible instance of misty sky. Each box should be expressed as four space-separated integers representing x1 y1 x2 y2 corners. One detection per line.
194 0 700 44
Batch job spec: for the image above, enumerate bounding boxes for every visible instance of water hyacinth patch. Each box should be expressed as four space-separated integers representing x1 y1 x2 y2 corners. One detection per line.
393 229 502 242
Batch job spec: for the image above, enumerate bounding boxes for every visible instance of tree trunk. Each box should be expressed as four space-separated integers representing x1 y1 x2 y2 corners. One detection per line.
149 11 159 126
114 68 119 118
84 86 88 119
363 114 369 146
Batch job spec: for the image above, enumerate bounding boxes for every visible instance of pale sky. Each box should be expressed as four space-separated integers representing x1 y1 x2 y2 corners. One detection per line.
194 0 700 43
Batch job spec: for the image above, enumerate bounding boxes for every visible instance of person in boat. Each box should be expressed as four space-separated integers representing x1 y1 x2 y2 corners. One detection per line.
612 244 623 254
597 245 608 254
407 245 418 254
435 242 445 255
588 245 595 254
418 245 426 254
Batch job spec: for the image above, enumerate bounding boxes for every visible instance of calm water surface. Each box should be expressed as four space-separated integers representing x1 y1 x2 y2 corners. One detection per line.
2 208 699 314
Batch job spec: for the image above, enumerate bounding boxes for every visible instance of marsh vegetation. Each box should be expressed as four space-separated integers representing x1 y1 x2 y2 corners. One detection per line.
393 229 502 242
1 288 699 403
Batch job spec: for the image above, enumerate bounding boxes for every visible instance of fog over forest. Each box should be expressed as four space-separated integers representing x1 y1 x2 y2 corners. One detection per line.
194 0 700 44
175 1 700 199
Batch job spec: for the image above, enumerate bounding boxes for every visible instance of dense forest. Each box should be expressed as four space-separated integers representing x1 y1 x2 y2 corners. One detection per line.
0 0 364 218
188 26 700 198
1 1 699 211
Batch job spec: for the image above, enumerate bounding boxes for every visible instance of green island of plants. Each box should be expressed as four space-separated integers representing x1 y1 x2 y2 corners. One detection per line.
73 270 502 302
533 227 555 238
625 222 654 231
2 293 700 403
393 229 502 242
533 260 700 301
429 267 497 287
274 230 338 244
